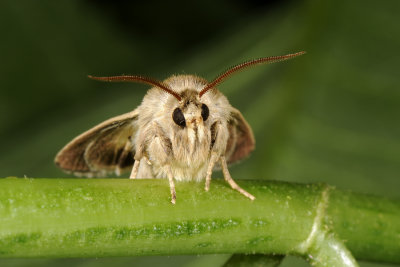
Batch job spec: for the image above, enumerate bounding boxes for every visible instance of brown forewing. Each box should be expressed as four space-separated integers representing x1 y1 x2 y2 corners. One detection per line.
225 108 255 164
54 110 139 177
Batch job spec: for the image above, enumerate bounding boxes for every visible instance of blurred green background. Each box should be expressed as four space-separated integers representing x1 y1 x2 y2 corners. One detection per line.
1 0 399 266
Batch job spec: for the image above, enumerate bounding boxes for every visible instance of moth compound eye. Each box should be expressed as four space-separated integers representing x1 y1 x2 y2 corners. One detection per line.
172 108 186 127
201 104 209 121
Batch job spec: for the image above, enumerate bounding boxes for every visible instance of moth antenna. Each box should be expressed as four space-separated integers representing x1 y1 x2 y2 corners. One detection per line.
88 75 182 101
199 51 306 97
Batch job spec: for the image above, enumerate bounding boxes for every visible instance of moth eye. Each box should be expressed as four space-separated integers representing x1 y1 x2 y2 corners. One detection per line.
172 108 186 127
201 104 209 121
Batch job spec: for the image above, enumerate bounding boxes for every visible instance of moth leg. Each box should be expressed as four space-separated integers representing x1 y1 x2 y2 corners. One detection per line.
137 122 175 203
165 165 176 204
220 156 255 200
129 159 140 179
205 153 218 191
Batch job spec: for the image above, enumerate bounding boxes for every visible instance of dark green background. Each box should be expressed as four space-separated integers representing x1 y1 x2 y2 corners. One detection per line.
0 0 399 266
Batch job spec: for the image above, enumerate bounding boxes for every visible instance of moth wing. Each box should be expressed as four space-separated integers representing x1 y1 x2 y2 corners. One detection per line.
55 109 139 177
225 107 255 164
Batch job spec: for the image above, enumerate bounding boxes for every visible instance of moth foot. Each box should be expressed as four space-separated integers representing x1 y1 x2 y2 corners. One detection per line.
245 192 256 201
170 182 176 204
171 194 176 205
204 181 210 192
231 183 256 201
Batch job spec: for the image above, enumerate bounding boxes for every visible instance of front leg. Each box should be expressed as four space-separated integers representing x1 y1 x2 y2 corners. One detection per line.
204 121 227 191
134 122 177 204
165 165 176 204
205 152 218 191
204 121 255 200
220 155 255 200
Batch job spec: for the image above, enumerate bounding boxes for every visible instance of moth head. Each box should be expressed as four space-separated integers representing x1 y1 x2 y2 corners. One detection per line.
171 89 210 130
88 51 305 130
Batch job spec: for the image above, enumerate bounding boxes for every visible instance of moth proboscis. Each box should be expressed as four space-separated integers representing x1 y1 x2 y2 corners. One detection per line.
55 51 305 204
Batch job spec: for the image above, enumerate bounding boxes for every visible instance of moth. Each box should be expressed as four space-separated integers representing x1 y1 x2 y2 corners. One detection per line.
55 51 305 204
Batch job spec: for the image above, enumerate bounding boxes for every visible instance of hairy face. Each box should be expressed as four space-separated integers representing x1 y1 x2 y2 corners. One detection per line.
171 89 210 149
138 75 228 134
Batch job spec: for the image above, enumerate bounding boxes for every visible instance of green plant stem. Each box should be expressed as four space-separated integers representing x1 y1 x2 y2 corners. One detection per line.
0 178 399 265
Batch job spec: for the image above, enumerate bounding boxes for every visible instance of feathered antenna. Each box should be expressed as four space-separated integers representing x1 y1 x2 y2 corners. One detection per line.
88 75 182 101
199 51 306 97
